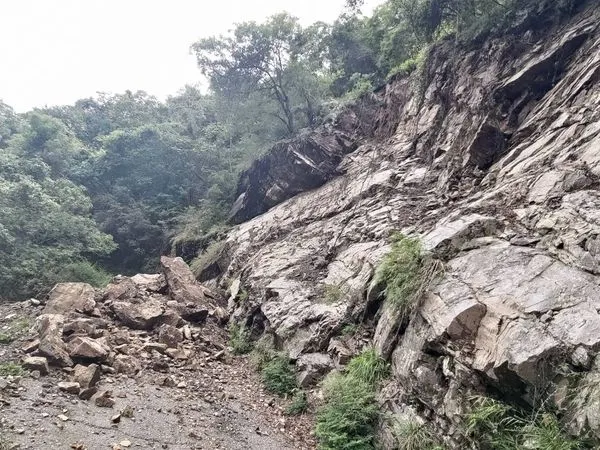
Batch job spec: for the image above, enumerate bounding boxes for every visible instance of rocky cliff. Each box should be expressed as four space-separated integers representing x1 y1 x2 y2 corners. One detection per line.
201 0 600 445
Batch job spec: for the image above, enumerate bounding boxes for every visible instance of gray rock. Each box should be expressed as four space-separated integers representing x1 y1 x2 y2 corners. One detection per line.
296 353 334 387
112 354 141 375
111 298 165 330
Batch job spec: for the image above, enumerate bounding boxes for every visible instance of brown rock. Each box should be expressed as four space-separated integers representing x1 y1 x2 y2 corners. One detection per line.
111 298 165 330
58 381 81 394
142 342 168 354
43 283 96 315
160 256 220 308
112 354 141 375
158 325 183 349
68 336 109 362
79 386 98 400
22 356 49 375
73 363 101 389
165 347 191 360
94 391 115 408
21 339 40 354
37 314 73 367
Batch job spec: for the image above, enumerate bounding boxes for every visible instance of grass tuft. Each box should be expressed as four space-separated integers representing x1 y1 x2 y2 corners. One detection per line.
0 362 24 377
285 390 309 416
315 348 388 449
393 421 443 450
374 233 442 322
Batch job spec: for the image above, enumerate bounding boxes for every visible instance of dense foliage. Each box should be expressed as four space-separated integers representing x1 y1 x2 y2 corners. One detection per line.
0 0 556 300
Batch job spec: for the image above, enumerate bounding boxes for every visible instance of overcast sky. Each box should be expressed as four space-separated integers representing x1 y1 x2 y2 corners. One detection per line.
0 0 382 112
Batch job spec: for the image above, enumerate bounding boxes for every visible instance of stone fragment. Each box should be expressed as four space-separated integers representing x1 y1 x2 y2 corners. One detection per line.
37 314 73 367
95 391 115 408
58 381 81 394
73 364 101 389
158 325 183 348
22 356 49 375
112 355 141 375
79 386 98 400
68 337 109 362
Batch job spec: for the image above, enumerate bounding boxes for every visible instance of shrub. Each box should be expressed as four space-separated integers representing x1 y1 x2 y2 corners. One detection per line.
316 373 380 449
59 260 112 288
285 390 309 416
190 240 226 278
341 324 359 336
229 324 253 355
261 354 297 396
0 362 24 376
249 335 277 371
315 349 389 449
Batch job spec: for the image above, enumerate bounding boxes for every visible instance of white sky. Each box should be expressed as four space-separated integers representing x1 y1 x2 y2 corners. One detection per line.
0 0 382 112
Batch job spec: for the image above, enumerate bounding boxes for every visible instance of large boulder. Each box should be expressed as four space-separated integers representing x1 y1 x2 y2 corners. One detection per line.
160 256 220 306
43 283 96 315
111 298 165 330
36 314 73 367
68 336 110 362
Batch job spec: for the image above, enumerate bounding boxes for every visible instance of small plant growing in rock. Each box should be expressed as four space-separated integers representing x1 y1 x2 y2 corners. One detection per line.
190 240 226 278
374 233 442 321
285 390 309 416
229 324 253 355
341 324 359 336
323 283 345 304
261 354 297 396
464 395 585 449
0 362 24 377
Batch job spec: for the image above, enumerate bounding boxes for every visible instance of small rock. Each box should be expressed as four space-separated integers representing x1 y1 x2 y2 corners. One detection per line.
95 391 115 408
158 324 184 349
58 414 69 422
21 339 40 354
58 381 81 394
16 428 25 434
112 355 141 375
79 387 98 400
73 363 101 389
111 414 121 424
142 342 168 354
177 381 187 389
30 298 41 306
21 356 48 375
119 441 131 448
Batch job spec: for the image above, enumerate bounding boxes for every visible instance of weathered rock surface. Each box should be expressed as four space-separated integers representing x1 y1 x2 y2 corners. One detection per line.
21 356 49 375
43 283 96 315
191 0 600 444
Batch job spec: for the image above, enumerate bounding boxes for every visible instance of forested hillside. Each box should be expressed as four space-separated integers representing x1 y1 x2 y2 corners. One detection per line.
0 0 573 300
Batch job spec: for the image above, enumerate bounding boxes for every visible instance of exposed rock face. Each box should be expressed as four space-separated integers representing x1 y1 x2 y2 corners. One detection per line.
198 0 600 443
